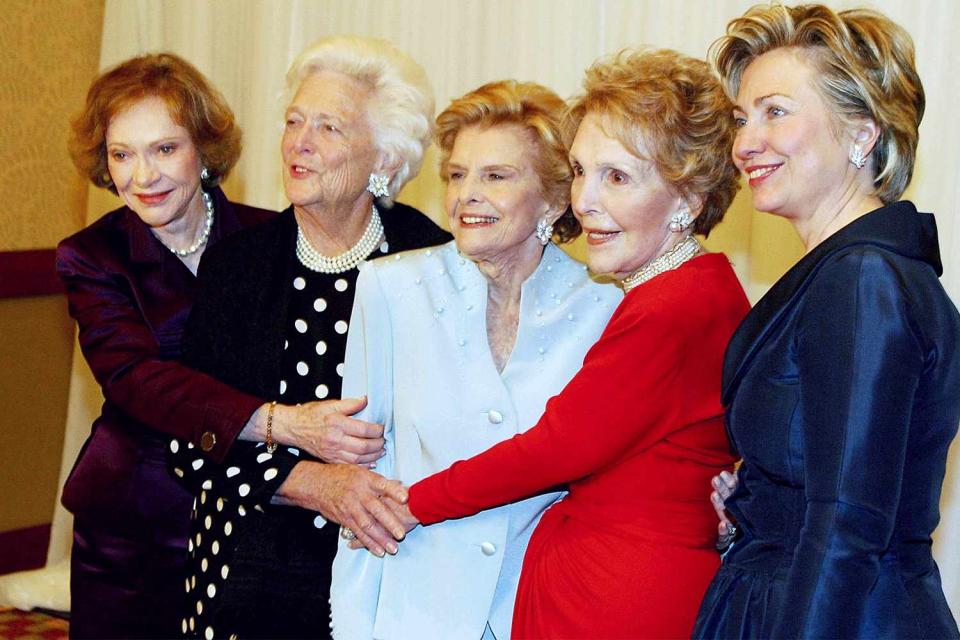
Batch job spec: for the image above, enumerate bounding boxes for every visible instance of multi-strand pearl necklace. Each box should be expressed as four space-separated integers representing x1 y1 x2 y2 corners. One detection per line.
621 235 702 293
161 190 214 257
295 205 384 273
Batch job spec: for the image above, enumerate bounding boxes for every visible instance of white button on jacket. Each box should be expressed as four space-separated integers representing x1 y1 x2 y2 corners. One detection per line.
331 241 622 640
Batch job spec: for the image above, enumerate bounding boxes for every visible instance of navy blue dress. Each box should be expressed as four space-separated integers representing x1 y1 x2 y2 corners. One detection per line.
694 202 960 639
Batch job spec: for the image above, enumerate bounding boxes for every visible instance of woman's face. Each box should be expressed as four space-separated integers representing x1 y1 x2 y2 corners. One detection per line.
569 112 685 280
105 96 204 233
732 47 853 220
282 70 382 212
444 124 557 267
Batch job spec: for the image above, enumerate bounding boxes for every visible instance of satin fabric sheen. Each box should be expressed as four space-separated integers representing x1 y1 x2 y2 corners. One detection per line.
694 202 960 639
55 188 272 638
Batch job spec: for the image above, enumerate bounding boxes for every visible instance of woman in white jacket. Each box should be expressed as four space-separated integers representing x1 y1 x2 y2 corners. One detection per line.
330 80 621 639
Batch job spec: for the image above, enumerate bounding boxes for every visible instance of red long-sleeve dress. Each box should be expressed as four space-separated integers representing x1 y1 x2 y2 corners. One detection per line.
408 253 750 639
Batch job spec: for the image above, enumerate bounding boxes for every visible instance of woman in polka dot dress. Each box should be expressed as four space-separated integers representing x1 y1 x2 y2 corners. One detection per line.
168 36 449 639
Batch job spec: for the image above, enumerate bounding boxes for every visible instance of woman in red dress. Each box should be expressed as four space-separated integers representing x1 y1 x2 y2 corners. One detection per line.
386 49 751 638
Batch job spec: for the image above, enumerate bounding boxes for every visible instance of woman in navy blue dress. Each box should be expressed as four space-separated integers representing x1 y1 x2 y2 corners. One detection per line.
694 5 960 639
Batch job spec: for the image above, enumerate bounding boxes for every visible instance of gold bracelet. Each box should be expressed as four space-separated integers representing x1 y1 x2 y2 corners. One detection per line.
266 401 278 453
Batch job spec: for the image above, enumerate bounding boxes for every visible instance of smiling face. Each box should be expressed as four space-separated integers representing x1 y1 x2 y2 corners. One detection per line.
105 96 204 236
444 124 558 269
569 112 686 280
281 70 383 213
732 47 855 221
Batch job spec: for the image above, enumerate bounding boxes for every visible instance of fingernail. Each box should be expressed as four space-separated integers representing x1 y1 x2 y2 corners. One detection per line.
387 543 398 554
376 548 385 558
393 529 405 539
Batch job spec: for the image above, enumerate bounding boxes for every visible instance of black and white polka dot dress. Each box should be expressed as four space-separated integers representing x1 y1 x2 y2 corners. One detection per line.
178 243 391 639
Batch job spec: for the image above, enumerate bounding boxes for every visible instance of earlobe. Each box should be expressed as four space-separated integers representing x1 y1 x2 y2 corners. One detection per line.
681 194 704 221
374 152 402 183
853 118 881 157
546 202 569 225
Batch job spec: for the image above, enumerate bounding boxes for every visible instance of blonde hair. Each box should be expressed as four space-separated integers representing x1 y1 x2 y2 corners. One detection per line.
711 3 924 203
435 80 579 243
565 49 740 236
69 53 241 194
287 36 434 205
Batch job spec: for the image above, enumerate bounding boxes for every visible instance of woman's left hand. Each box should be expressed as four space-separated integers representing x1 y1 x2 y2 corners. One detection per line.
711 470 739 550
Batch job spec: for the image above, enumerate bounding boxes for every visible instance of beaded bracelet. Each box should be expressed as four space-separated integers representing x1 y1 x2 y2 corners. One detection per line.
266 401 278 453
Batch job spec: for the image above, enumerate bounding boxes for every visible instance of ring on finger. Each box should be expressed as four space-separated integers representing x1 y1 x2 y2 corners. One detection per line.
339 527 357 541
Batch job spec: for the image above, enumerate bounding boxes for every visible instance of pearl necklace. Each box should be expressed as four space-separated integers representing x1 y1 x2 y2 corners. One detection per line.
159 190 214 257
621 235 702 293
296 205 384 273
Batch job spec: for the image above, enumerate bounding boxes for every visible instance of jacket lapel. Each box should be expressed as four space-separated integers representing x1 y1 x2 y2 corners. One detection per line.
722 201 940 405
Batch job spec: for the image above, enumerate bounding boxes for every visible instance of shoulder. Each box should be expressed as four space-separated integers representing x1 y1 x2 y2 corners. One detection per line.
803 245 934 315
223 199 276 229
802 246 944 340
381 201 452 252
56 206 131 270
616 253 749 336
58 205 127 251
359 240 458 288
203 209 293 270
538 244 623 306
636 253 747 313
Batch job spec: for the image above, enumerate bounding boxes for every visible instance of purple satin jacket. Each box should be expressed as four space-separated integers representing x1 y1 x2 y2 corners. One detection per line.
56 187 273 532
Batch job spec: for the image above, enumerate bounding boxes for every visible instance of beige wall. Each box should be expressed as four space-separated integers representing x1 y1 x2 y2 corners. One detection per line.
0 1 104 534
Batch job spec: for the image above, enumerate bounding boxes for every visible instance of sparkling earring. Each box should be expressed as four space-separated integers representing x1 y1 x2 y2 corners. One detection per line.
668 210 693 233
535 217 554 245
850 147 866 169
200 166 211 182
367 173 390 198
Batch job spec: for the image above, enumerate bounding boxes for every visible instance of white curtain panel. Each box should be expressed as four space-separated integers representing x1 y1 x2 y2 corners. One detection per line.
55 0 960 615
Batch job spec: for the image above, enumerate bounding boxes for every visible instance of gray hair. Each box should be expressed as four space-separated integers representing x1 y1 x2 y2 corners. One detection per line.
286 36 434 205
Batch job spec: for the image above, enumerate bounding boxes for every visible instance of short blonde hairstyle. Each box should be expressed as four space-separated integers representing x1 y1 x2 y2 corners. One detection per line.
565 49 740 236
69 53 241 194
287 36 434 206
435 80 580 243
711 3 924 203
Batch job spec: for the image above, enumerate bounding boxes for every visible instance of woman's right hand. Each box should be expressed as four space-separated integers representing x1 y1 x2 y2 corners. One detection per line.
274 461 409 557
240 397 385 465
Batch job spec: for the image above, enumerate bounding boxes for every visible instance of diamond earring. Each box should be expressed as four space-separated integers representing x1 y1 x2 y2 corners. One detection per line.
535 217 553 245
668 210 693 233
200 166 211 182
850 147 866 169
367 173 390 198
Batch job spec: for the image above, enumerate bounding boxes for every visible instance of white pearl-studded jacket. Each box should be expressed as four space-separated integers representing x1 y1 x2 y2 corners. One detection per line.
330 240 621 639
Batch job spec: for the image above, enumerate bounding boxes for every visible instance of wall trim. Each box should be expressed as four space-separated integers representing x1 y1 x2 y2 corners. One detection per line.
0 524 51 576
0 249 63 299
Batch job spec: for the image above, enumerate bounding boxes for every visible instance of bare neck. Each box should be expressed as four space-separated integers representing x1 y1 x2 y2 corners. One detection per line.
793 173 884 253
479 243 545 372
